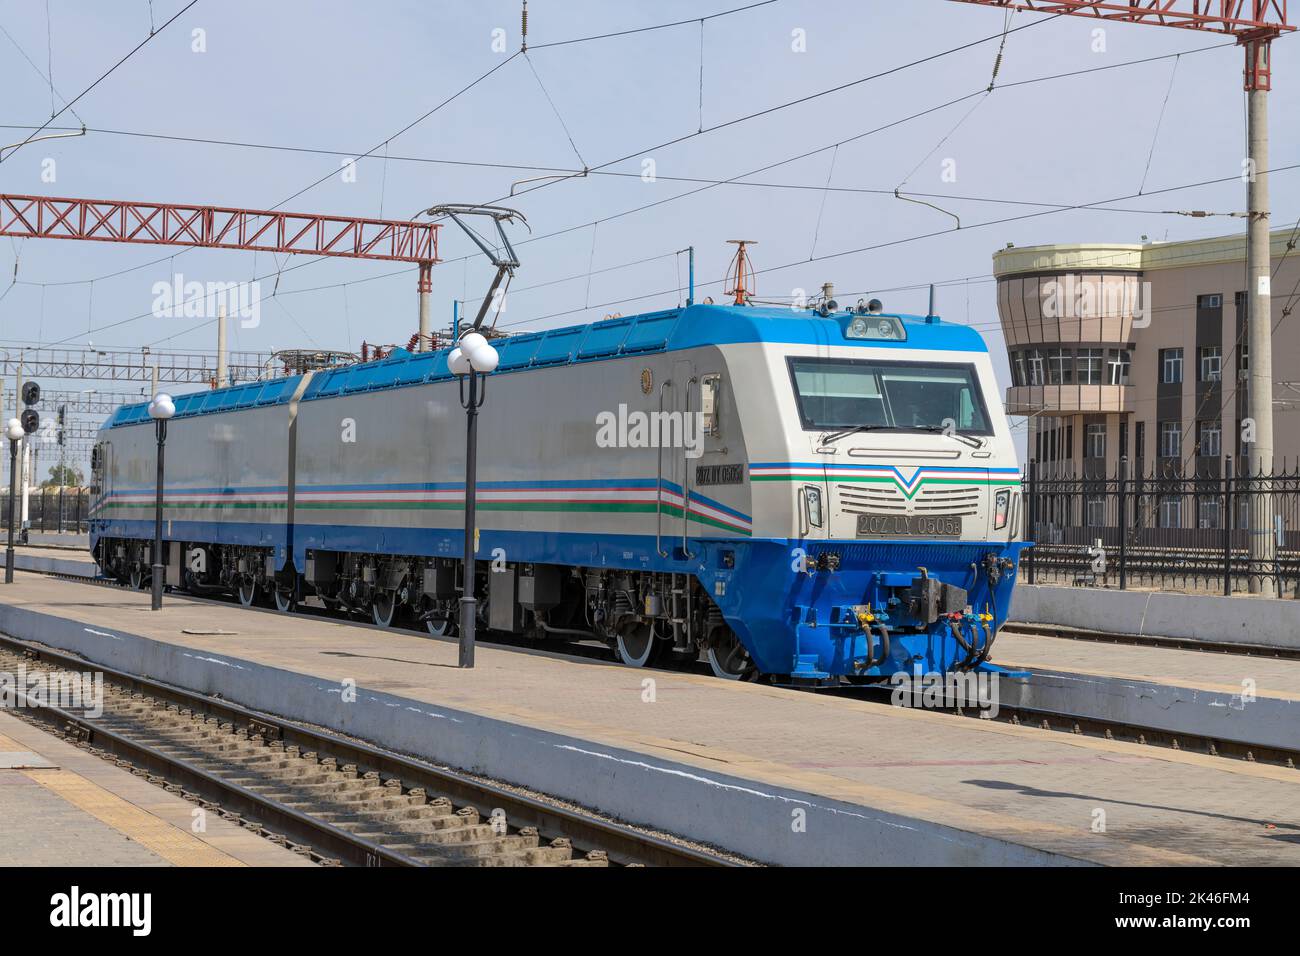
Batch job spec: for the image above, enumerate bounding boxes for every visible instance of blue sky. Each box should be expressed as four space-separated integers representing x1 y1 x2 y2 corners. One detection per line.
3 0 1298 466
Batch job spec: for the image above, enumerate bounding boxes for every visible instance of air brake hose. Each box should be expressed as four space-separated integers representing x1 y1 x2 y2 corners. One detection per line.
975 620 994 667
858 620 878 671
948 619 976 666
872 621 891 668
976 560 1002 667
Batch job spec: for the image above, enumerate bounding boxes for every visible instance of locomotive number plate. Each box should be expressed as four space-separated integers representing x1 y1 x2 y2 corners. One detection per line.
856 514 962 538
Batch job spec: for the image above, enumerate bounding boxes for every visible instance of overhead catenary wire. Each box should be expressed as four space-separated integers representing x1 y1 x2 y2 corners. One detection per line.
526 0 780 50
34 155 1300 353
523 52 588 170
0 22 86 127
502 11 1071 208
0 34 1239 292
0 0 197 164
1139 53 1181 195
0 8 1279 356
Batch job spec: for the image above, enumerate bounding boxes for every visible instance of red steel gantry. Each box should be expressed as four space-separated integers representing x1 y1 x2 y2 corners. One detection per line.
0 193 441 349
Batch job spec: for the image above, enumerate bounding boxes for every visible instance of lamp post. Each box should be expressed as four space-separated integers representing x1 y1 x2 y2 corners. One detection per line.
447 332 500 669
147 393 175 610
4 417 23 583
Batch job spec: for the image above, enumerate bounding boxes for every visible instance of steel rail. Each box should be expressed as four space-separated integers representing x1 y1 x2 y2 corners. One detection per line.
0 629 736 867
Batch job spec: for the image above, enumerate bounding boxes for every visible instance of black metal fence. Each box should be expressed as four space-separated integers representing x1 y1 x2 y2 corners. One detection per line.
1023 457 1300 598
0 488 91 535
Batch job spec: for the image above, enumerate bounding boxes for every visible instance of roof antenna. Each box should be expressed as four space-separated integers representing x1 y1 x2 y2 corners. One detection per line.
724 239 757 306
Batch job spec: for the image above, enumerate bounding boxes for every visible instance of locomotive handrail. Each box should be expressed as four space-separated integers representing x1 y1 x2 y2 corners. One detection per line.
656 379 673 558
681 375 697 560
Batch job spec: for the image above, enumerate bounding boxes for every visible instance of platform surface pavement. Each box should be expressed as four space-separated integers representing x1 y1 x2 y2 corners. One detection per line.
2 572 1298 866
995 632 1300 701
0 709 314 867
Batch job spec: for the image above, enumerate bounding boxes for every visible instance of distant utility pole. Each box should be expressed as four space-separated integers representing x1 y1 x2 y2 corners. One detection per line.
948 1 1294 597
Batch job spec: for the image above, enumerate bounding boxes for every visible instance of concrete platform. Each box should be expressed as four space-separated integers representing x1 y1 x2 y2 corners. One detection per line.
1 572 1297 867
0 709 315 867
1011 583 1300 652
12 545 100 577
995 632 1300 753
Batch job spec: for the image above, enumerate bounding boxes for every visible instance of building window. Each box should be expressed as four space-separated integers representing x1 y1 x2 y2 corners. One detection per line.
1197 420 1221 458
1085 423 1106 459
1198 497 1221 530
1159 421 1181 458
1159 495 1183 529
1135 421 1145 461
1011 351 1026 387
1048 348 1073 385
1197 293 1223 309
1160 348 1183 385
1199 346 1222 382
1085 496 1106 527
1107 349 1131 386
1027 349 1046 386
1119 421 1129 463
1076 348 1102 385
1238 345 1249 379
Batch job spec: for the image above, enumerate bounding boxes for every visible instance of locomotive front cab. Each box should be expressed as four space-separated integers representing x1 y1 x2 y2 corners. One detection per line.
716 306 1028 681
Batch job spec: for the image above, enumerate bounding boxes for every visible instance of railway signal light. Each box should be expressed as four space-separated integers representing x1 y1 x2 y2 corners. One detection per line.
19 380 40 434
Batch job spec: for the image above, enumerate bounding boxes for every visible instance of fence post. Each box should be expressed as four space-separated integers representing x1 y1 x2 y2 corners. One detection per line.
1118 455 1128 591
1026 457 1037 585
1223 455 1234 597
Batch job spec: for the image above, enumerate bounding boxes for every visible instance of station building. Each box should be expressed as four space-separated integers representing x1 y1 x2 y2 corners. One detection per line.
994 229 1300 510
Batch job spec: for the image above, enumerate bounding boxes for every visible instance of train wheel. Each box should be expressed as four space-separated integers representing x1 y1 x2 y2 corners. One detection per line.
615 621 660 668
706 629 755 681
273 587 296 614
237 577 258 607
372 591 397 628
425 603 455 637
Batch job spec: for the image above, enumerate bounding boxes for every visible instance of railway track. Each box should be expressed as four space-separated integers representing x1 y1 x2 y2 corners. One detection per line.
23 563 1300 774
0 632 738 867
828 682 1300 770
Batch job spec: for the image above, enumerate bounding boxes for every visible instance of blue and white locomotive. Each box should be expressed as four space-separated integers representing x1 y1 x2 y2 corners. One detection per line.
89 298 1027 682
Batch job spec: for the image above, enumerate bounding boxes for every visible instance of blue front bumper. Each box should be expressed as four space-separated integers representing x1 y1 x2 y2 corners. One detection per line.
701 538 1030 678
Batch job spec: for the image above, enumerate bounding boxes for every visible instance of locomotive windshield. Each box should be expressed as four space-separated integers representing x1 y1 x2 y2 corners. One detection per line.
787 356 992 435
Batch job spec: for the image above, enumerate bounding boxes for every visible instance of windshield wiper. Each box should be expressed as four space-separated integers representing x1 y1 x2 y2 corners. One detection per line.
915 425 985 449
819 424 986 449
818 424 892 445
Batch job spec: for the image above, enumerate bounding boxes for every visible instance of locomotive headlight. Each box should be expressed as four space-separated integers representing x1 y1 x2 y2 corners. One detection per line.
994 488 1011 530
844 314 906 342
804 485 823 528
